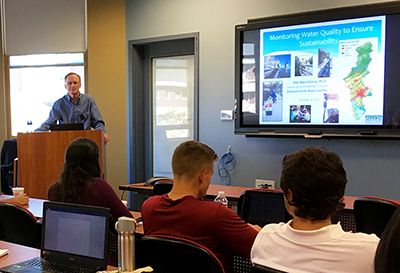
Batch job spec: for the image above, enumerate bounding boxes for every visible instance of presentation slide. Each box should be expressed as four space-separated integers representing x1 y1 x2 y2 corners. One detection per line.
258 16 386 126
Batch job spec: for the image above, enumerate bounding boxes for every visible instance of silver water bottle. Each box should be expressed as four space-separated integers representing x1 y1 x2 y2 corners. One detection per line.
115 216 136 272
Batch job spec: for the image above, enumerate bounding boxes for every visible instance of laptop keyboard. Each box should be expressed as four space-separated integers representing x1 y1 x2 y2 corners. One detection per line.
17 258 95 273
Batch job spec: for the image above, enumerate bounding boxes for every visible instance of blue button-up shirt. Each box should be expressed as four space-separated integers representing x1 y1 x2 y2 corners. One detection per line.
35 93 106 133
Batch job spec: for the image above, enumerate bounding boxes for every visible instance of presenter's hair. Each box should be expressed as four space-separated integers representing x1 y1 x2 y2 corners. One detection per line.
58 138 100 203
172 141 218 179
64 72 81 82
280 146 347 221
375 208 400 273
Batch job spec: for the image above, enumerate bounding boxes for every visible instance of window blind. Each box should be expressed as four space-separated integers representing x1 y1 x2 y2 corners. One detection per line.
3 0 86 55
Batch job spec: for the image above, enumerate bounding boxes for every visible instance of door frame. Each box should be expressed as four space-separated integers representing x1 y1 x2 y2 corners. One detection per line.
127 33 199 188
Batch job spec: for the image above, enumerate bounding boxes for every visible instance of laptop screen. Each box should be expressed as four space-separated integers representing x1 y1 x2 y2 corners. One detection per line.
41 202 110 269
241 190 292 226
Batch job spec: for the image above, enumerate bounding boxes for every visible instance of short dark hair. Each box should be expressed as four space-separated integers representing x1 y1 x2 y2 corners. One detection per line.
280 146 347 221
64 72 81 82
375 208 400 273
172 141 218 179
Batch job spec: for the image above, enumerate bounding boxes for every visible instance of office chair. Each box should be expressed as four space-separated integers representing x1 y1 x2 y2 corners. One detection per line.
107 230 118 267
354 196 399 238
237 189 292 227
137 235 225 273
0 202 42 248
252 264 288 273
0 139 17 195
153 181 173 195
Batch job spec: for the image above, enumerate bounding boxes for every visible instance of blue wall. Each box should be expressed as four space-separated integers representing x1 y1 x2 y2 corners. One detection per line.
126 0 400 199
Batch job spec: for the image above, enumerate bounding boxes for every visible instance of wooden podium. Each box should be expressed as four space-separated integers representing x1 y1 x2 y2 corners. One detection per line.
17 130 106 199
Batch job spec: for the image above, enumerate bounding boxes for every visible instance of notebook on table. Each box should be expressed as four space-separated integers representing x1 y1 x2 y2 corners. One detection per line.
0 201 110 273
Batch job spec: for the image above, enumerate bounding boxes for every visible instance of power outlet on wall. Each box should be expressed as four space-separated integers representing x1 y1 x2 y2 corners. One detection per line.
255 179 275 189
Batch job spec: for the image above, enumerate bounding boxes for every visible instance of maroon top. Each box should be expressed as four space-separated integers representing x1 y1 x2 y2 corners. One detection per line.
47 177 133 224
141 194 258 273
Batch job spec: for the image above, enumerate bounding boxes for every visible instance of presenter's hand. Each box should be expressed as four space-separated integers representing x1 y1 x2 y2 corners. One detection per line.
104 133 110 144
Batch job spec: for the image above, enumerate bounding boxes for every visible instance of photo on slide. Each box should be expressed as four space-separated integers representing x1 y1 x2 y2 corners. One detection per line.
261 81 283 122
318 48 332 78
295 55 313 77
323 93 339 123
264 54 291 79
290 105 311 123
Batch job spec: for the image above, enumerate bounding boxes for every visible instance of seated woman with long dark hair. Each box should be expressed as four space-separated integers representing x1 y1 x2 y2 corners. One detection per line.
48 137 132 224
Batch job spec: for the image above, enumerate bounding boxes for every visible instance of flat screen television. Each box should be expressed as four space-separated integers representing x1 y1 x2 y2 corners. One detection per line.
235 2 400 138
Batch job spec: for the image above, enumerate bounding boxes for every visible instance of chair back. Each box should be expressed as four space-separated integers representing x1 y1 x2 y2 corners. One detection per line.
238 189 292 226
354 196 399 238
1 139 17 195
153 181 173 195
0 202 41 248
252 264 287 273
137 235 225 273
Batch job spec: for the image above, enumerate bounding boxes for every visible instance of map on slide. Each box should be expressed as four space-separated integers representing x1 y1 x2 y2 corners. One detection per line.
343 41 373 120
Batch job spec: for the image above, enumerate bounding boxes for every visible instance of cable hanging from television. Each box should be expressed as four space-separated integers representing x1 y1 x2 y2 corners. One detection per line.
218 145 236 185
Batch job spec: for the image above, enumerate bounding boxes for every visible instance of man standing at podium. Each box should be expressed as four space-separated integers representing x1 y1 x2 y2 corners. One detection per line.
35 72 109 144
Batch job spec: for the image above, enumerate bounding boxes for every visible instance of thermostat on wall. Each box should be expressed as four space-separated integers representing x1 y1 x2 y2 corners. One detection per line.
221 110 234 120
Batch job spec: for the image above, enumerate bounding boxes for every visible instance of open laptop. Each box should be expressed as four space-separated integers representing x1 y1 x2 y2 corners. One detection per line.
0 201 110 273
240 190 292 227
49 123 84 132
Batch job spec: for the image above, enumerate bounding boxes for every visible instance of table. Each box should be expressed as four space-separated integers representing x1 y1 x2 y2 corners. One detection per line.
119 183 370 233
0 241 118 271
119 183 358 209
131 211 143 234
0 240 39 267
0 194 143 235
120 183 256 207
0 195 46 218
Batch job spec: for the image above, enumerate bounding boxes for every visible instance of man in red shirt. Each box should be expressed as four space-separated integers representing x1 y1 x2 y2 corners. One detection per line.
141 141 258 273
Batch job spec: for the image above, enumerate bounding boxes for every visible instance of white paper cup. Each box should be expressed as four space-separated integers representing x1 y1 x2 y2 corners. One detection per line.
12 187 24 196
121 200 128 207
